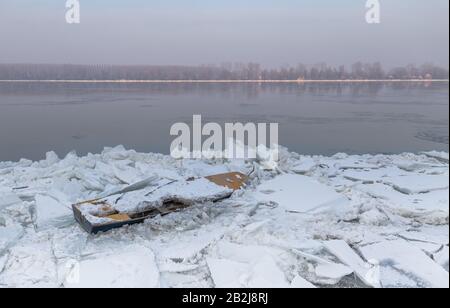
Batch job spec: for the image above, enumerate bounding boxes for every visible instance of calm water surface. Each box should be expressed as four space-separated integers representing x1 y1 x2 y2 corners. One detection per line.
0 82 448 161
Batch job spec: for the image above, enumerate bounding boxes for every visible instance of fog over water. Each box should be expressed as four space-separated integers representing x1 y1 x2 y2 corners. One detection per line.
0 0 448 68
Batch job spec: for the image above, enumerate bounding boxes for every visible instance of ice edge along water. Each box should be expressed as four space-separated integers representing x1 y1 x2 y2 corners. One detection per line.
0 146 448 288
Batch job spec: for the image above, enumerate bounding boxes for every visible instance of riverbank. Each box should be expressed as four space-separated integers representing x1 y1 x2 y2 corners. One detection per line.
0 146 448 288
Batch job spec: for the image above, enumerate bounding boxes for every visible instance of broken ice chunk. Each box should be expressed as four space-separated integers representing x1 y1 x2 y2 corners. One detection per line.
399 227 449 246
255 174 349 213
359 240 449 288
101 145 131 160
182 160 230 177
383 175 449 195
35 194 73 230
0 225 24 253
0 190 22 210
324 240 381 288
314 263 353 285
290 275 316 288
207 258 250 288
65 245 160 288
207 256 290 288
158 226 228 261
0 254 7 273
421 151 449 164
0 237 58 288
250 256 291 288
433 247 449 272
336 160 379 170
291 158 317 174
356 183 449 216
343 167 406 184
216 242 285 264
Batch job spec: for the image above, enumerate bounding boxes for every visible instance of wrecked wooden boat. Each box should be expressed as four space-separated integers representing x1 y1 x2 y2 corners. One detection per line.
72 172 248 234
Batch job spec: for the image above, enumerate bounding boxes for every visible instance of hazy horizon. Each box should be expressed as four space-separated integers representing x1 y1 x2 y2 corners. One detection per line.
0 0 449 68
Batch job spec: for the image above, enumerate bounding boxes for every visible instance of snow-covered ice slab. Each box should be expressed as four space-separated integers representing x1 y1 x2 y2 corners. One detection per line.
335 159 379 170
421 151 449 163
158 227 227 261
216 242 285 264
314 263 353 284
0 254 7 273
65 245 160 288
324 240 380 288
207 256 290 288
399 227 449 246
255 174 349 213
0 236 58 288
359 240 449 288
291 158 317 174
342 167 406 183
0 225 24 253
290 275 316 288
433 247 449 272
356 183 449 215
35 194 73 230
0 189 22 210
208 242 291 288
383 175 449 194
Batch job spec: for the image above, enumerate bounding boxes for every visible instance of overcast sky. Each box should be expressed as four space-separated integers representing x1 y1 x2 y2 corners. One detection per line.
0 0 448 68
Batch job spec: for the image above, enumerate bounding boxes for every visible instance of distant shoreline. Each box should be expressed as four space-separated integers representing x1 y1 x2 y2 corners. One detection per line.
0 79 448 84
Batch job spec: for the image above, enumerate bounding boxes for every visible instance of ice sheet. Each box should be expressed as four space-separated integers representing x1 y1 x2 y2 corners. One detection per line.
0 237 58 288
314 263 353 284
433 247 449 272
207 256 290 288
0 225 24 253
292 158 317 174
383 175 449 194
290 275 316 288
359 240 449 288
255 174 349 213
324 240 380 288
356 183 449 215
0 190 22 210
0 147 448 288
35 194 73 230
64 245 160 288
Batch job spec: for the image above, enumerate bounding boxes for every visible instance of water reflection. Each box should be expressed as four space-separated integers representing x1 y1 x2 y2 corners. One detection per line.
0 82 448 161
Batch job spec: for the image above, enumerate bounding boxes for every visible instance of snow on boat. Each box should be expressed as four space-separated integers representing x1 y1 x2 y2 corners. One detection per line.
72 172 248 234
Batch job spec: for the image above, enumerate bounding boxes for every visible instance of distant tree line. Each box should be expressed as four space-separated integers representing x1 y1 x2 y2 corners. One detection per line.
0 62 448 80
